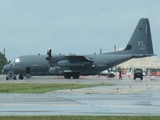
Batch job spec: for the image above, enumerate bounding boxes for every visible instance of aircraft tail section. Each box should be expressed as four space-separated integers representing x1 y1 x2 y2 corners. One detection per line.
113 18 154 56
124 18 154 55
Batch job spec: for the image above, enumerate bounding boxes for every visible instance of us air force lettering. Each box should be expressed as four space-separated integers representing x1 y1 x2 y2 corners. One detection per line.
2 18 155 80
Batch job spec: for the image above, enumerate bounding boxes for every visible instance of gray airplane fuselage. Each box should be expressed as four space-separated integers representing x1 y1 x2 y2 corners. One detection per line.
3 53 132 76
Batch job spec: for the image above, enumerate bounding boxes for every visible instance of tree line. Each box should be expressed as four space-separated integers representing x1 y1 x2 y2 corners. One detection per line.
0 52 9 74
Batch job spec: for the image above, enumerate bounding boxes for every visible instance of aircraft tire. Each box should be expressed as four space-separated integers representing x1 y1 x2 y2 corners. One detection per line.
64 73 72 79
72 72 80 79
19 75 24 80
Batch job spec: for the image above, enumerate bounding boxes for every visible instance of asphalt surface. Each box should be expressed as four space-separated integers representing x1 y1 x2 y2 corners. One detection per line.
0 75 160 116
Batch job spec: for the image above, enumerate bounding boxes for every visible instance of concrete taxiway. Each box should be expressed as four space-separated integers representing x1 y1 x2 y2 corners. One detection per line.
0 76 160 116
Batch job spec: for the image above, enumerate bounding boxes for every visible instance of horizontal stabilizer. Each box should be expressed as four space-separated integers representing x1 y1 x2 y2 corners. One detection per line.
131 54 156 58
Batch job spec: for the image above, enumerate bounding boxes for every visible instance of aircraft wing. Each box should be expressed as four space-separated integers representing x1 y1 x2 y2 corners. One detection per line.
57 55 93 67
66 55 93 62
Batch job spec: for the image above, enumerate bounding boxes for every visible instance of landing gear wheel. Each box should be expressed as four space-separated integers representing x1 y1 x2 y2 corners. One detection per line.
19 75 24 80
72 72 80 79
64 73 72 79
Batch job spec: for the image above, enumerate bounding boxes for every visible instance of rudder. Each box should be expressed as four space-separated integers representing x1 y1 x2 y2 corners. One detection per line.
124 18 154 55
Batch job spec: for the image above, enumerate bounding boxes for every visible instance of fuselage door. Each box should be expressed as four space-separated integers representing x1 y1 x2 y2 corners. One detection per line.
26 67 30 74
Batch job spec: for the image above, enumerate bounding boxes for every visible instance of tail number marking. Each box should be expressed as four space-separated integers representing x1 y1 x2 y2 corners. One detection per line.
138 41 145 50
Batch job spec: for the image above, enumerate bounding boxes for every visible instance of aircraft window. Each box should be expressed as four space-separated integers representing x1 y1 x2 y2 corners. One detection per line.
10 58 20 64
15 58 20 63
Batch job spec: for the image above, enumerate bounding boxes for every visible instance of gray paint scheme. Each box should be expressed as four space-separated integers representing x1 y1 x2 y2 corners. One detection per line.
2 18 154 79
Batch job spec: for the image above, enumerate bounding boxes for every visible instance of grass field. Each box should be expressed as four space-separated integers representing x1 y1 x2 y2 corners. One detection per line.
0 116 160 120
0 83 113 93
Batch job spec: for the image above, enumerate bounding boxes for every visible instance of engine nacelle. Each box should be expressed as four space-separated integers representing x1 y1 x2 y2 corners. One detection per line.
48 66 64 74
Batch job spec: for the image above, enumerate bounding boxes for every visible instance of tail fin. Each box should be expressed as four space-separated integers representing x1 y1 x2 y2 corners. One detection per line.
123 18 154 55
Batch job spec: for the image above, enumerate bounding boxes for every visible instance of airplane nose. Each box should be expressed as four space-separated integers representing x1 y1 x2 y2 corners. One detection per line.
2 64 13 73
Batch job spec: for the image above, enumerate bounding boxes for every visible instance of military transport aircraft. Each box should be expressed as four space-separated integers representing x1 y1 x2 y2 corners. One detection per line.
2 18 154 80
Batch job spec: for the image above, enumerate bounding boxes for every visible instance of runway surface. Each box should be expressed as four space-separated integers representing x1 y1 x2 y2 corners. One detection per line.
0 75 160 116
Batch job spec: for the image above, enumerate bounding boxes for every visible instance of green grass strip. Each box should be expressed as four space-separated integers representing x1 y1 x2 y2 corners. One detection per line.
0 116 160 120
0 83 113 93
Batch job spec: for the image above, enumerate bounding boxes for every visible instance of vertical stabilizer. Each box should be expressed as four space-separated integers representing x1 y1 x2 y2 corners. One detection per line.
123 18 154 55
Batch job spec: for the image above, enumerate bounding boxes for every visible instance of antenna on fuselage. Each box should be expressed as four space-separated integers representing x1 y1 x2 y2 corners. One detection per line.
114 45 116 51
100 48 102 54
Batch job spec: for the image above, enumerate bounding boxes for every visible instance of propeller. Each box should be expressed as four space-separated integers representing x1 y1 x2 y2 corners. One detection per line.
46 48 52 60
46 48 52 68
46 48 57 67
47 49 52 58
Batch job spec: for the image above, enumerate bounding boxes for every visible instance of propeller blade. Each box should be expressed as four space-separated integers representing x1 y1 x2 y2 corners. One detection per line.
47 49 52 57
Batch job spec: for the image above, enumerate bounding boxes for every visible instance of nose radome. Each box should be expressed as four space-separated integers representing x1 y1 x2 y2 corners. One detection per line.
2 64 13 72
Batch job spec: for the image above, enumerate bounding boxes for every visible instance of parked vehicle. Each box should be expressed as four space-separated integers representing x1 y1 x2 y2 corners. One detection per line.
134 68 143 80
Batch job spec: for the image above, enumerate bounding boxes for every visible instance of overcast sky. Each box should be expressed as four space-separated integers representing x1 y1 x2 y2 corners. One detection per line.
0 0 160 60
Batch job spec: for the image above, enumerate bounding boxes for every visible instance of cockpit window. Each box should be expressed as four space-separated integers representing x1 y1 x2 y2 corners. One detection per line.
15 58 20 62
11 58 20 63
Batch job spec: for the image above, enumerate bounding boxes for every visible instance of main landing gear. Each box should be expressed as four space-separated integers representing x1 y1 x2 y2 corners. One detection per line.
64 72 80 79
19 75 24 80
